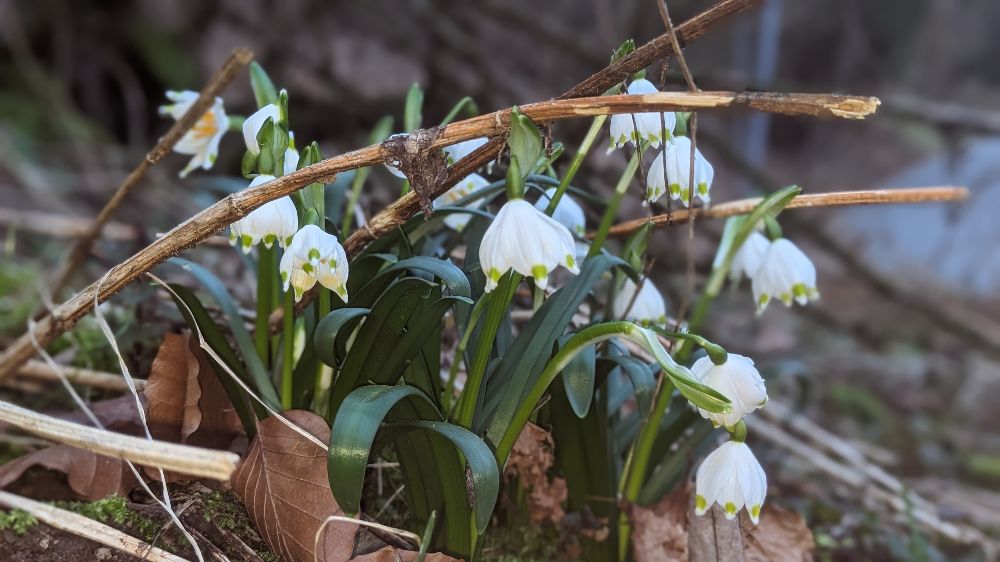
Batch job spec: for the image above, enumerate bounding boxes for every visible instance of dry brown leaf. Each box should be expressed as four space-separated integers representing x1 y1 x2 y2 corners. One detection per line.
232 410 357 562
742 503 815 562
504 423 567 525
350 546 462 561
0 445 130 501
629 483 690 562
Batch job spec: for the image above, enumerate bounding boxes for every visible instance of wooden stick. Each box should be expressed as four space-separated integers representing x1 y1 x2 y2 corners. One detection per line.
600 186 968 238
0 490 191 562
49 48 254 299
0 399 238 480
14 359 145 392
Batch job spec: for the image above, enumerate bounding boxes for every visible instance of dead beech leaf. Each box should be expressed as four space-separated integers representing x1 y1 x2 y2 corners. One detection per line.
350 546 462 561
504 423 567 525
0 445 130 501
742 503 815 562
232 410 357 562
629 483 690 562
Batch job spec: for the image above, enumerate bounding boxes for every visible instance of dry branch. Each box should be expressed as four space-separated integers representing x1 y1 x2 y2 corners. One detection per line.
600 186 968 238
0 208 136 240
0 399 238 480
13 359 145 392
0 490 191 562
49 48 253 299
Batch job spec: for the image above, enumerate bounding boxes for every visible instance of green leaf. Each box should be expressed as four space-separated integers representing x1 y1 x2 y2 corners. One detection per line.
561 342 596 418
376 257 472 299
404 83 424 133
600 355 655 417
169 258 281 411
440 97 478 126
314 308 370 367
508 107 542 179
375 295 472 388
249 62 278 109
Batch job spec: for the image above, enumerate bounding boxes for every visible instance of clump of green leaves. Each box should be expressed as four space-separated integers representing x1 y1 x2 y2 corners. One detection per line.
0 509 38 535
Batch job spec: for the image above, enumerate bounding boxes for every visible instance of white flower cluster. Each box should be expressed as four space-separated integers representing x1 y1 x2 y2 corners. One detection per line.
158 90 228 178
731 231 820 313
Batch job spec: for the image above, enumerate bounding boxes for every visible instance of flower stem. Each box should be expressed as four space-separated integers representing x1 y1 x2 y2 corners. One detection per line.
443 296 488 414
254 246 275 365
588 152 640 258
620 377 675 501
281 288 294 410
544 115 607 216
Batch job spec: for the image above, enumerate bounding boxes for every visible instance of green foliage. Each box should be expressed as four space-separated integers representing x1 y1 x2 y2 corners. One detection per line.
0 509 37 535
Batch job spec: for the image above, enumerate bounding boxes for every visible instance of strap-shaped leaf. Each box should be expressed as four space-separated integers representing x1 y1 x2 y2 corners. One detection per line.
600 355 656 417
374 295 472 387
561 342 596 418
169 258 281 411
314 308 370 367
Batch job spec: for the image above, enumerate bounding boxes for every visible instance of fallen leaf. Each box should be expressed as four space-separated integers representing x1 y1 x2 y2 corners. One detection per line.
351 546 462 561
0 445 130 501
232 410 357 562
742 503 815 562
629 483 690 562
504 423 567 525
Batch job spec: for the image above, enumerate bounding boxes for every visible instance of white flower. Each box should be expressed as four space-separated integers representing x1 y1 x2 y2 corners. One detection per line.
280 225 349 302
479 199 579 292
283 132 300 176
751 238 819 313
729 231 770 282
612 278 667 325
434 173 490 231
533 188 586 238
608 79 676 150
444 137 488 166
691 354 767 429
228 176 299 253
158 90 228 178
242 104 280 155
646 136 714 205
695 440 767 524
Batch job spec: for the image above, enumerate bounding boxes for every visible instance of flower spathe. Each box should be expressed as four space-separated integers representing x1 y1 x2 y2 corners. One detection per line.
479 199 579 292
228 176 298 253
243 104 280 155
444 137 488 166
533 188 586 237
434 173 490 231
751 238 819 313
729 230 770 282
695 440 767 524
612 278 667 325
691 354 767 429
646 136 714 205
280 225 350 302
158 90 228 178
608 79 676 150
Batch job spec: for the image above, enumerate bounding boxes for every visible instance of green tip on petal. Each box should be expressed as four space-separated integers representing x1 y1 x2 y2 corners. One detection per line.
308 248 321 262
698 182 709 196
750 505 761 521
302 262 315 274
264 234 277 247
488 268 503 282
240 234 254 251
565 254 576 269
724 502 737 516
531 264 548 280
280 271 289 283
695 495 707 512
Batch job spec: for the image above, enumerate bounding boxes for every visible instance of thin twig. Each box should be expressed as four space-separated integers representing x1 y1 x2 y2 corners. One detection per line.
0 208 136 240
599 186 968 238
0 490 192 562
14 359 145 391
48 48 253 299
656 0 699 92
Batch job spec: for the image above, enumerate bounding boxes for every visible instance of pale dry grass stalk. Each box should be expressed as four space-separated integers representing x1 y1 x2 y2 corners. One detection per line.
14 359 144 391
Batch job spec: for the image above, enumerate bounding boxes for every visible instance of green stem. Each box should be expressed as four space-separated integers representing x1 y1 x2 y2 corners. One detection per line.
649 328 727 365
588 152 639 258
255 246 275 365
444 296 488 414
620 377 675 501
545 115 606 216
281 289 295 410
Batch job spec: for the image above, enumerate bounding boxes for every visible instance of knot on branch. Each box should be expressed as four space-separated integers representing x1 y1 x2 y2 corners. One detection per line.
382 127 448 218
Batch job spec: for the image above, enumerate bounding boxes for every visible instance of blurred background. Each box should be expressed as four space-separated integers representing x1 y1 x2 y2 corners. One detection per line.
1 0 998 559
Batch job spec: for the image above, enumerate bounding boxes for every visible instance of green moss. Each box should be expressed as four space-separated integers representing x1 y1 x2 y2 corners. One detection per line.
202 490 278 562
0 509 38 535
54 497 159 543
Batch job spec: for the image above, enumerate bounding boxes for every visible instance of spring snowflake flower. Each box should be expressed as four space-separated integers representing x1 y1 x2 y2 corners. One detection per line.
434 173 490 231
228 176 298 253
608 79 676 151
533 188 586 238
280 225 350 302
691 354 767 429
283 132 300 176
612 278 667 325
444 137 488 166
479 199 579 292
751 238 819 313
729 230 770 282
695 440 767 524
242 104 280 155
158 90 228 178
646 136 714 205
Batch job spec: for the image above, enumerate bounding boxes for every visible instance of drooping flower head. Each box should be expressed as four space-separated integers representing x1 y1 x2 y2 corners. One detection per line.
434 173 490 231
647 136 714 205
751 238 819 313
533 188 586 238
444 137 488 166
612 278 668 325
729 230 770 283
695 440 767 524
479 199 579 292
158 90 228 178
608 79 676 151
691 354 767 429
228 175 299 253
280 225 350 302
242 104 280 156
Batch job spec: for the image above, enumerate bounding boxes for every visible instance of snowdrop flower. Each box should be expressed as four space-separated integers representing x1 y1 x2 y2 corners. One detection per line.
479 199 578 292
158 90 228 178
691 354 767 429
752 238 819 313
444 137 488 165
434 173 490 231
695 440 767 524
228 176 298 253
533 188 586 237
608 79 676 151
646 136 714 205
612 278 667 325
242 104 280 155
280 225 349 302
283 132 300 176
729 230 770 282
